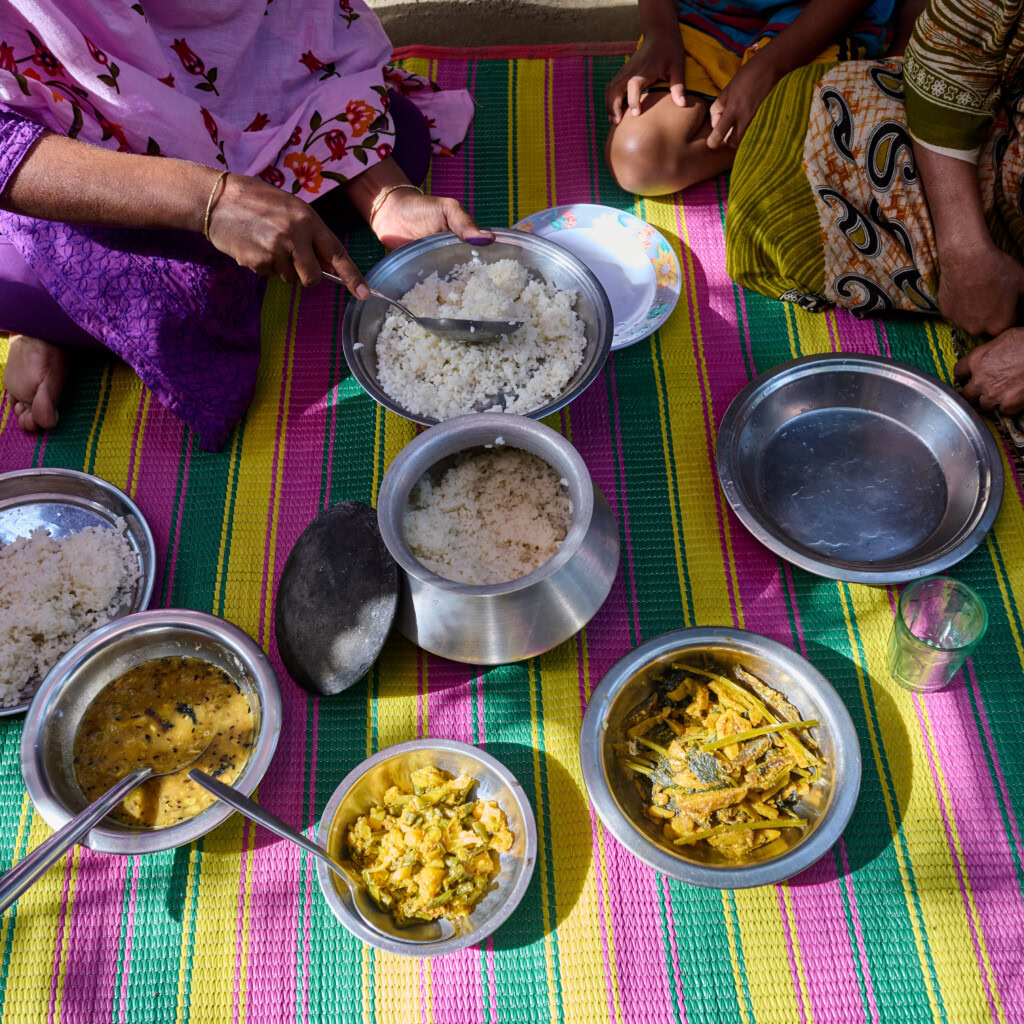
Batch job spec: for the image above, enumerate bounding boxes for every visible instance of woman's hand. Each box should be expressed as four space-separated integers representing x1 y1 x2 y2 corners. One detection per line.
707 53 782 149
606 30 687 124
956 328 1024 414
207 173 369 296
370 188 494 251
937 242 1024 337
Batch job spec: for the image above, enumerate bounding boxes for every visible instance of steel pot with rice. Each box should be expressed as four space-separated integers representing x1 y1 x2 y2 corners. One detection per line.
376 413 621 665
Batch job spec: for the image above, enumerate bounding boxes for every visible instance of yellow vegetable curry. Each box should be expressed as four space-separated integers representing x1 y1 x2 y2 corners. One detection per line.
73 656 254 828
346 767 514 927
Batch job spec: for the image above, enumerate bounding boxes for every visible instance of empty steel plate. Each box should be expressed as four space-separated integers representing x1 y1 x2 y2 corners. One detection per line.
716 354 1003 584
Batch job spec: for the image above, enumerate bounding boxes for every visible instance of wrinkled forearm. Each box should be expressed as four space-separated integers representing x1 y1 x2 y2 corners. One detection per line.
1 131 219 232
912 140 991 259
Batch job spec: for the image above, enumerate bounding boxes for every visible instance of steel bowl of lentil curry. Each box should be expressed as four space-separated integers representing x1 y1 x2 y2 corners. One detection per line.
21 609 281 855
580 627 861 888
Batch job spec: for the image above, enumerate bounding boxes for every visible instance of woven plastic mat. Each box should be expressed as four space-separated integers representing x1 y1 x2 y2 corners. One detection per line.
0 48 1022 1024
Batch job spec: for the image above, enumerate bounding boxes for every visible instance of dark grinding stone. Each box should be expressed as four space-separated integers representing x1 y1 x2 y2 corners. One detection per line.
274 501 398 696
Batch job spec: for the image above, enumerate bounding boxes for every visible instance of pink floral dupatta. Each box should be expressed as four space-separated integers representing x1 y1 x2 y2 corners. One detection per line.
0 0 473 197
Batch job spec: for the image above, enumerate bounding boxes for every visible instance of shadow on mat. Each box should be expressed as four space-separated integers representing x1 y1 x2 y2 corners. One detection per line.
485 743 590 950
787 639 911 884
166 842 194 922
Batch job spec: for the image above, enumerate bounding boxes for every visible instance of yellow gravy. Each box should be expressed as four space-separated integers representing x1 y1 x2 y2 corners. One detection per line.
73 656 254 828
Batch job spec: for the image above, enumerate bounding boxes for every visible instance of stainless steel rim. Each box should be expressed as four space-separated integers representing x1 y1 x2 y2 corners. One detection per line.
21 609 282 855
341 229 614 426
315 739 538 956
579 627 862 888
716 354 1003 584
0 468 157 717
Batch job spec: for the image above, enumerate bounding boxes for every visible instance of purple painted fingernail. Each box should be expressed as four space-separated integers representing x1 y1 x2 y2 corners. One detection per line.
467 235 494 245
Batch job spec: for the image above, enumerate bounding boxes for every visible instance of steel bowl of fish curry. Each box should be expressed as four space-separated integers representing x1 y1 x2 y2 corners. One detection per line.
582 628 860 883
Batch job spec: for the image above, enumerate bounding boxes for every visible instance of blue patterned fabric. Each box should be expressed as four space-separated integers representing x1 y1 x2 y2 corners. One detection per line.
673 0 895 57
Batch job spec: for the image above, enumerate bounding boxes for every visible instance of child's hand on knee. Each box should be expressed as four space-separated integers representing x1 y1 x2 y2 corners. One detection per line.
707 55 783 150
606 32 687 124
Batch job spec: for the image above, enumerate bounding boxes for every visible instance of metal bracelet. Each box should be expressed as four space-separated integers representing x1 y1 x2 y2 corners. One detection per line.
368 182 422 225
202 169 230 241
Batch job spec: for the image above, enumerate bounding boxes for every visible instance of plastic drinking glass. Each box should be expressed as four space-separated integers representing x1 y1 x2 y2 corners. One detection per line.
887 576 987 693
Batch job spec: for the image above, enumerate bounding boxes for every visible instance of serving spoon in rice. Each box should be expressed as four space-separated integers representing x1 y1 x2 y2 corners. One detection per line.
323 272 524 343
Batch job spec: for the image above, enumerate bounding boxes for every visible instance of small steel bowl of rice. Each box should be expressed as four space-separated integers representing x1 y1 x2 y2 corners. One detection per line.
342 229 614 425
21 609 282 855
377 413 620 664
580 628 861 888
316 738 537 957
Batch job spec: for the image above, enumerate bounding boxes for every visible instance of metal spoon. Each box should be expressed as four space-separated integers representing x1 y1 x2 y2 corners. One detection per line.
0 741 214 914
189 769 443 943
322 272 523 343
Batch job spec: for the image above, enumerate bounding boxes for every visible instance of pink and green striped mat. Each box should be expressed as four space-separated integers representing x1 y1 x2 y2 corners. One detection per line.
0 44 1022 1024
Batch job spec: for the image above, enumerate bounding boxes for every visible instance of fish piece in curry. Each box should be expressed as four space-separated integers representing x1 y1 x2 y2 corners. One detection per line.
616 658 823 859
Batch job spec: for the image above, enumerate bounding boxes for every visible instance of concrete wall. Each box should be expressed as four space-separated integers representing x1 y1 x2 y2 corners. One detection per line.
367 0 640 47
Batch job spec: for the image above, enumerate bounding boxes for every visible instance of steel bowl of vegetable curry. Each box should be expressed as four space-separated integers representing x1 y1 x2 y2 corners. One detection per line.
580 628 861 888
316 739 537 957
21 609 281 855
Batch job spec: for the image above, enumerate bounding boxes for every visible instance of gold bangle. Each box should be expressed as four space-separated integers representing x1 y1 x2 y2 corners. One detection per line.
202 170 230 241
368 183 422 225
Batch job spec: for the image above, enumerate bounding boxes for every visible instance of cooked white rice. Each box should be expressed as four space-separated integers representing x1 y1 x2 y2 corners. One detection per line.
403 448 572 585
375 259 587 421
0 522 140 707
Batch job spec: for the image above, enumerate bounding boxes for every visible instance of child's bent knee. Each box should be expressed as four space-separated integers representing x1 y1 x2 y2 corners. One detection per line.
605 120 677 195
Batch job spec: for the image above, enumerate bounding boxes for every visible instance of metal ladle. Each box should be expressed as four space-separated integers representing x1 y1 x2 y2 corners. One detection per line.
0 740 215 914
322 272 523 343
189 769 443 943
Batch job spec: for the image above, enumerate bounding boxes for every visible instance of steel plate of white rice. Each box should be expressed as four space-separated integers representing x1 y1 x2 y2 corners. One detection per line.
375 258 587 421
0 523 139 707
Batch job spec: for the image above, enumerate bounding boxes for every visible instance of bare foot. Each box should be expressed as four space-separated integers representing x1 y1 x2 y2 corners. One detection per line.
4 333 68 432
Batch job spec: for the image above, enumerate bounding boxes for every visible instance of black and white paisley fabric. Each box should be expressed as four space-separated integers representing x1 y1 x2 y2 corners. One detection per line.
868 64 905 101
891 267 938 311
833 274 895 314
820 86 856 164
868 197 915 262
779 288 831 312
866 120 917 192
817 187 881 257
993 129 1010 171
